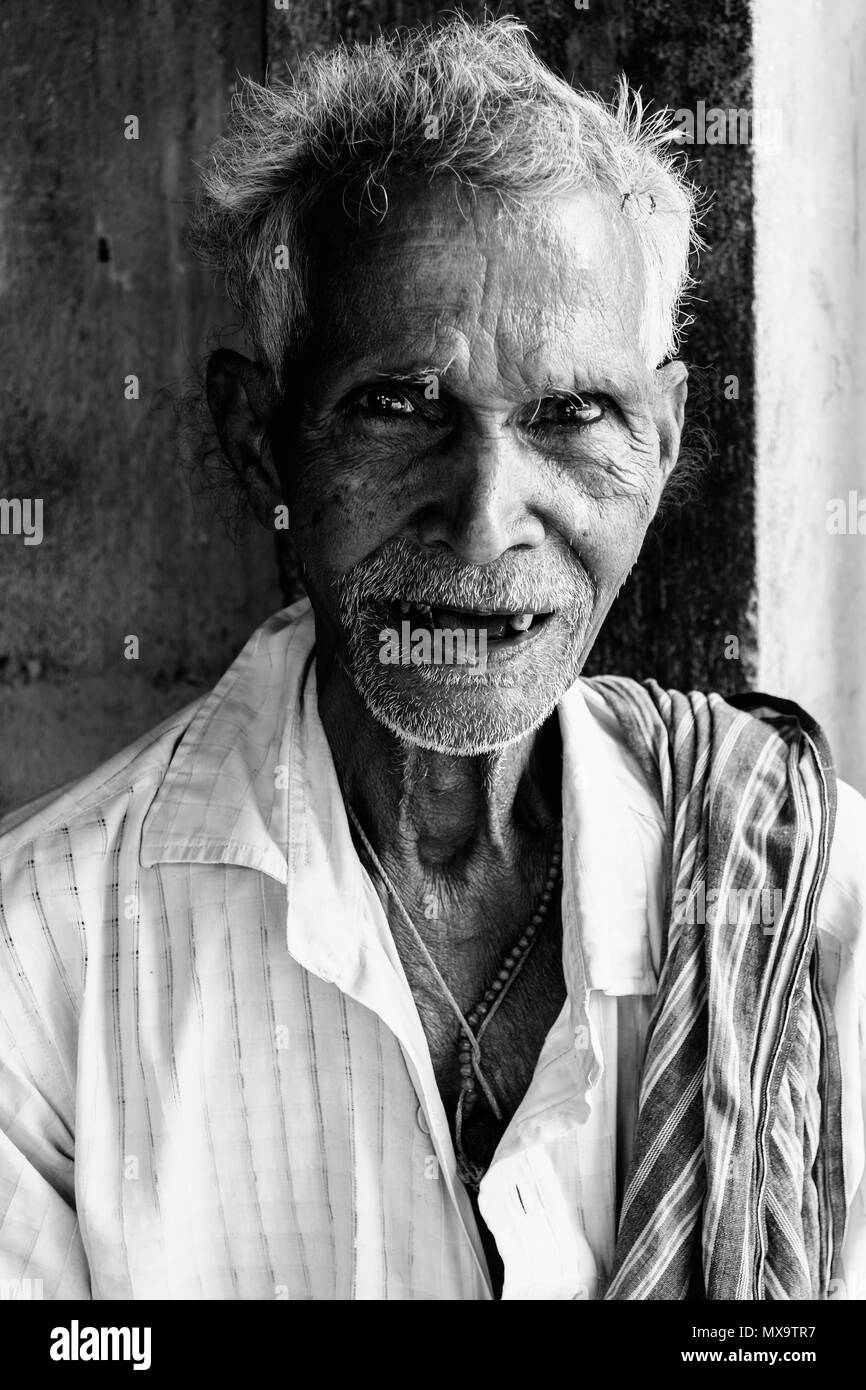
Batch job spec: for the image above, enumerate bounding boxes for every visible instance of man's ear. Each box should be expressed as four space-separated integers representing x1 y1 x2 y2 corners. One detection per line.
206 349 283 525
653 359 689 483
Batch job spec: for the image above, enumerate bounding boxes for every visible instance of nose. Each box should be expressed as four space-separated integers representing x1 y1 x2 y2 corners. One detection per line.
416 428 546 565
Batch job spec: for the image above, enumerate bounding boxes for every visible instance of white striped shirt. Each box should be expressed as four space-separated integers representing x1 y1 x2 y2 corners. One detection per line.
0 600 864 1299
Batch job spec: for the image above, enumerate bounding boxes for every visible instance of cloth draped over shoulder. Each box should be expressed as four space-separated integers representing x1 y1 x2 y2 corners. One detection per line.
585 678 846 1301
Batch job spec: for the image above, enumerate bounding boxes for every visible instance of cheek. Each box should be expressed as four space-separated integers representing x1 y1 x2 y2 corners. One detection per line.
573 440 661 571
287 440 412 573
562 487 656 597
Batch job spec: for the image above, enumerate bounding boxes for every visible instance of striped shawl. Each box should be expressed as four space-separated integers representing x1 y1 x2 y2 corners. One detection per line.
587 679 845 1300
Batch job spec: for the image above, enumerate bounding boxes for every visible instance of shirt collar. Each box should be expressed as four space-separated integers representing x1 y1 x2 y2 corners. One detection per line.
140 599 315 884
558 679 660 997
140 600 657 1000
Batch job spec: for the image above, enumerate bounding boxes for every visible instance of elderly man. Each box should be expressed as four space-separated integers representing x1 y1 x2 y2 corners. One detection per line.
1 17 864 1302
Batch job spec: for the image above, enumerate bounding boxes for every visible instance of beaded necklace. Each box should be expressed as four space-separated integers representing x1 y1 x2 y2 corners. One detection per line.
346 802 563 1192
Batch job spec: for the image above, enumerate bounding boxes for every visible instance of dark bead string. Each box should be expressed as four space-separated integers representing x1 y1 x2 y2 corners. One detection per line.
346 801 563 1194
454 829 562 1190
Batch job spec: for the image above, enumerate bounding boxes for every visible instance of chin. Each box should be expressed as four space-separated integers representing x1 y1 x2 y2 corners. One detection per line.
369 700 556 757
345 625 583 756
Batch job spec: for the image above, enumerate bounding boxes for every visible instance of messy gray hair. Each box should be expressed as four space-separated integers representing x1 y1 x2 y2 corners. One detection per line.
188 14 703 387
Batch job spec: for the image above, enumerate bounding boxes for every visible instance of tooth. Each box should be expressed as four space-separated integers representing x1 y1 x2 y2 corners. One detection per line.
509 612 534 632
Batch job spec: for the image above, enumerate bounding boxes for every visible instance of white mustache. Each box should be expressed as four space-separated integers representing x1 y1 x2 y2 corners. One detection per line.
335 540 594 618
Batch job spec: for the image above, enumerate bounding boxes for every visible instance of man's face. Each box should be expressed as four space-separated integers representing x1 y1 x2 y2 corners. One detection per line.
273 178 683 754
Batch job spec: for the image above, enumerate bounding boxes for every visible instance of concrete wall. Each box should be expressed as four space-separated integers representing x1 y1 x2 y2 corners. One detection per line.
0 0 283 816
754 0 866 792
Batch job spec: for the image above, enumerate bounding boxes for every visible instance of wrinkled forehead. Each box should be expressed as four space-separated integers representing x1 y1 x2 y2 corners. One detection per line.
302 177 650 388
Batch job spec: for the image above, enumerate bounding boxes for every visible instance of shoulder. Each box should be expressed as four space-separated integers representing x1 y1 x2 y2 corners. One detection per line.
0 698 204 1039
0 696 203 888
579 677 866 980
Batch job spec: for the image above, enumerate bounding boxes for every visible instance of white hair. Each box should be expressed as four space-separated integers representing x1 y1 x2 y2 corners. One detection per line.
188 14 703 386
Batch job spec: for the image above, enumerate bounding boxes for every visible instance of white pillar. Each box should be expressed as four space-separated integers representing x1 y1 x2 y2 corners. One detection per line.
754 0 866 791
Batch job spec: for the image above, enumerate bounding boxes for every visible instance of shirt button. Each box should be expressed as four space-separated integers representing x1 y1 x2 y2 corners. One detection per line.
416 1105 430 1135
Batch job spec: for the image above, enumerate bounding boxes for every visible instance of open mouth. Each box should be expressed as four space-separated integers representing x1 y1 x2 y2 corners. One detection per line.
387 598 555 645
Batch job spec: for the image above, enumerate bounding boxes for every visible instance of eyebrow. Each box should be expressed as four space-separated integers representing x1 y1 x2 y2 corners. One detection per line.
372 367 451 387
312 355 649 410
367 354 463 386
308 358 451 400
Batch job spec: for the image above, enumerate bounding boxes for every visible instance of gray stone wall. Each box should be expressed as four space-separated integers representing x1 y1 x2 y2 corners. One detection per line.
0 0 282 814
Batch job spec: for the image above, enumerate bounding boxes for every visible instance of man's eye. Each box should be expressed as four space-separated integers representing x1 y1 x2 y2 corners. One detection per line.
355 389 417 417
525 395 606 430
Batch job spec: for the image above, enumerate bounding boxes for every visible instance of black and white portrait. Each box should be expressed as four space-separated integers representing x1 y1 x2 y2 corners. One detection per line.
0 0 864 1335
